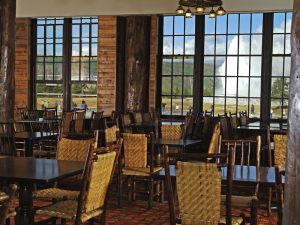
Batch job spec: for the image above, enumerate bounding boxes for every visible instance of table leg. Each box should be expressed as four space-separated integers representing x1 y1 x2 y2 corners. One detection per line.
17 183 34 225
25 138 33 157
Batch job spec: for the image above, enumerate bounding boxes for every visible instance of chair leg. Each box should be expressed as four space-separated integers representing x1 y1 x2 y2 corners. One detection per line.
250 199 258 225
133 178 136 201
61 218 67 225
99 208 106 225
51 217 57 225
118 172 122 207
148 178 154 209
128 177 132 201
160 180 165 203
267 187 272 216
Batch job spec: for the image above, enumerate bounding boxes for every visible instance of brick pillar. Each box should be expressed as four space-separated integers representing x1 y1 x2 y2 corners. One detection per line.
15 18 30 108
97 16 117 115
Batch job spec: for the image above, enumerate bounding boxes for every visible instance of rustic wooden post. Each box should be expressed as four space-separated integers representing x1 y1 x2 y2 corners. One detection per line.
124 16 151 112
283 1 300 224
0 0 16 122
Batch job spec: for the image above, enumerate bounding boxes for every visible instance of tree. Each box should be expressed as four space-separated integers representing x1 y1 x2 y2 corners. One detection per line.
271 77 289 98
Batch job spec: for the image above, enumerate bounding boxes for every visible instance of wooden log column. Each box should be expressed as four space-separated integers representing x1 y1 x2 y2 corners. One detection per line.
124 16 151 112
283 1 300 224
0 0 16 122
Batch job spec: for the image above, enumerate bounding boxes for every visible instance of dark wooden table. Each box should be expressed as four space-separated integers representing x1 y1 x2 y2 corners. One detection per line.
237 121 287 132
0 157 84 225
15 132 58 157
155 138 202 153
158 165 279 187
16 118 61 132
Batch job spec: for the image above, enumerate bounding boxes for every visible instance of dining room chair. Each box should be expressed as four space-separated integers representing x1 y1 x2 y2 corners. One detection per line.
0 184 18 225
163 145 245 225
43 107 58 119
275 166 284 225
208 122 222 154
221 136 260 225
219 113 234 140
13 124 26 158
33 120 61 158
73 110 86 133
133 112 143 123
90 111 104 131
161 124 183 159
183 113 196 139
273 134 287 171
27 110 42 132
16 106 28 120
0 123 16 156
104 125 119 147
61 111 74 137
142 112 152 123
36 143 118 225
239 111 249 126
33 137 96 201
119 132 163 209
120 114 132 133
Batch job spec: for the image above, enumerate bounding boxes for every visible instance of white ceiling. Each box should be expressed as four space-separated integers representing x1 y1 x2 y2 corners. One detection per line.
16 0 293 18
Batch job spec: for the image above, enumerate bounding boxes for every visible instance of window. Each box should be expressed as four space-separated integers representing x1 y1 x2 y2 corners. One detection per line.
36 18 64 110
271 12 292 120
161 16 195 116
34 17 98 112
71 17 98 112
203 13 263 117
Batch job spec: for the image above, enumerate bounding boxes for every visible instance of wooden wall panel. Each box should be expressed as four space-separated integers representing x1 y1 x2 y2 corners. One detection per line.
15 18 30 107
149 16 158 110
97 16 117 114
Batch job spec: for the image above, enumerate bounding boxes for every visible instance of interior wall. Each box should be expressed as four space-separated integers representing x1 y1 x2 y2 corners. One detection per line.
16 0 293 18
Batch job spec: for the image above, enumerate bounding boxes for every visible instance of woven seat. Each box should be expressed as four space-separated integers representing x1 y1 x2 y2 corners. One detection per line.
120 133 163 209
33 188 79 200
36 200 103 222
36 145 118 224
122 166 162 176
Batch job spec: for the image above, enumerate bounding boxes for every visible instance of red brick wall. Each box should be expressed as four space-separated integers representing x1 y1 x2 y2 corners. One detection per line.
97 16 117 115
15 18 30 108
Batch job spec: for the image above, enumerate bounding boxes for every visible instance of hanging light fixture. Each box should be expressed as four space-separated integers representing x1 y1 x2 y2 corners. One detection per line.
208 8 216 18
176 0 225 18
185 8 193 18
